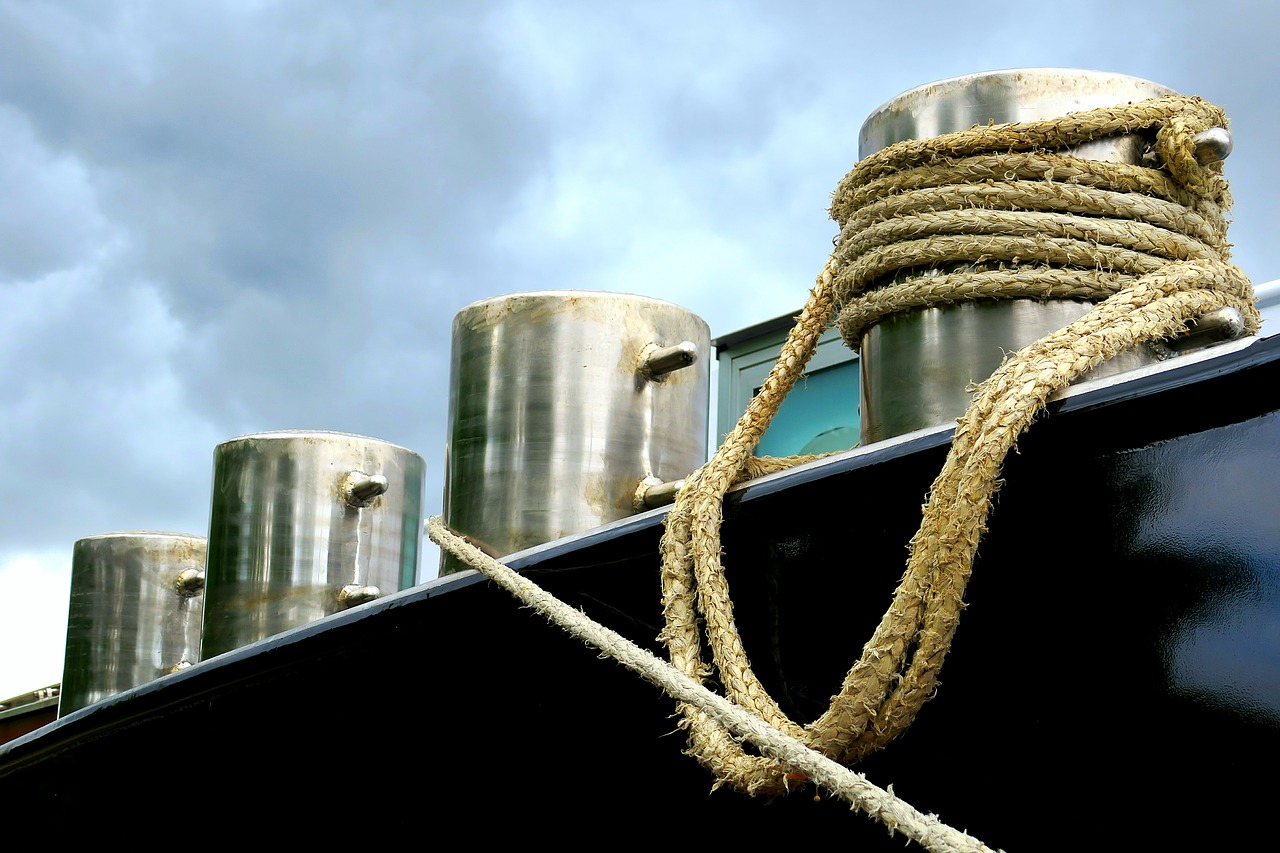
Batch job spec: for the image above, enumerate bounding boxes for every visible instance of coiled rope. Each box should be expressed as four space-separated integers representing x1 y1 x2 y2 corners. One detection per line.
430 93 1258 850
657 93 1258 798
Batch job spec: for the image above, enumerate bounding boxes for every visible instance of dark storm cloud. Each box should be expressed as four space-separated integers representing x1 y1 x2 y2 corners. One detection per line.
1 2 551 299
0 271 207 535
0 106 111 281
0 0 556 528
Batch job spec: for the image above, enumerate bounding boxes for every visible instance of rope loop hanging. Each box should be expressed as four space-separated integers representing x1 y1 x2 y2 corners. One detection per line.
656 92 1260 798
429 91 1259 850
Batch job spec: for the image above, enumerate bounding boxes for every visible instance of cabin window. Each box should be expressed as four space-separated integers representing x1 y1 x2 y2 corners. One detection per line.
714 313 860 458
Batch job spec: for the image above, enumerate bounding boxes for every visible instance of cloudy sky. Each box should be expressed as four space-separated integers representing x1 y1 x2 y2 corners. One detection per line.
2 0 1278 701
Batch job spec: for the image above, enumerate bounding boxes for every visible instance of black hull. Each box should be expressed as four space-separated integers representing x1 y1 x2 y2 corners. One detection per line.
5 336 1280 849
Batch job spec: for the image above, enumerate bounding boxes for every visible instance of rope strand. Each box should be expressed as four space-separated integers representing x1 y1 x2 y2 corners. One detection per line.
428 516 1000 853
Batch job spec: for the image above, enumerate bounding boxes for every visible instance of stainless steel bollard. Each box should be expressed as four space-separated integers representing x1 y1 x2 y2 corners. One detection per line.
441 290 710 575
855 69 1184 444
58 531 207 717
200 430 425 658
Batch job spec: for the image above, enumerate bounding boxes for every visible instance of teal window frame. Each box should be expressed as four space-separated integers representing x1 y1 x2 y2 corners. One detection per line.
714 315 860 457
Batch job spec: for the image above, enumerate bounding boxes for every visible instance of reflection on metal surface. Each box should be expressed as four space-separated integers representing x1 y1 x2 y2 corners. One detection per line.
856 69 1180 444
1104 411 1280 724
200 430 425 658
441 291 709 575
861 299 1157 443
857 68 1175 162
1191 127 1233 165
58 531 207 717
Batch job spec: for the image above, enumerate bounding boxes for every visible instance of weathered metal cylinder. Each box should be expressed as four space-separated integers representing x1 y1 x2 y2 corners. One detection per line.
441 290 710 575
58 531 207 717
200 430 425 658
856 69 1179 444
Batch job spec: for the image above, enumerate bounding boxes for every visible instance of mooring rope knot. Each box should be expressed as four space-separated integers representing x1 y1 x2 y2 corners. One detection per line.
656 92 1259 801
431 93 1258 852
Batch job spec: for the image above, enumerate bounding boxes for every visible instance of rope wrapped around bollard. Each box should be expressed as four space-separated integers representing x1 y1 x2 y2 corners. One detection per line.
431 93 1258 850
657 94 1258 798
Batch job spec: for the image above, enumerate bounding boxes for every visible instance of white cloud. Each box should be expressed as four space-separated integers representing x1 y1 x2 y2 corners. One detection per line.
0 552 70 702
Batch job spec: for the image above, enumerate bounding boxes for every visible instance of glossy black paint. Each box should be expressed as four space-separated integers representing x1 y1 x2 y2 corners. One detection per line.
3 337 1279 848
